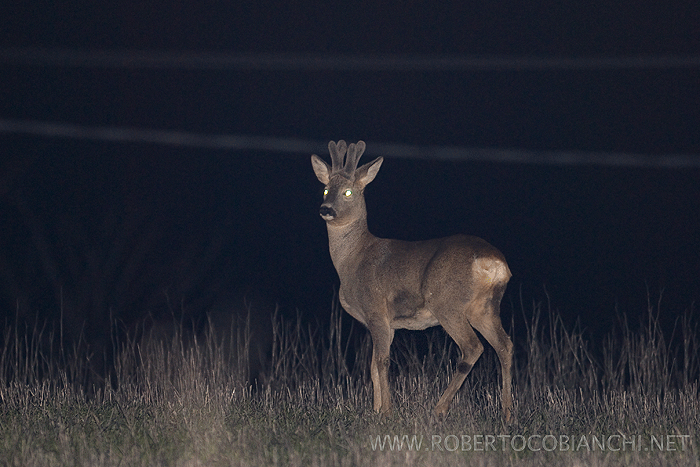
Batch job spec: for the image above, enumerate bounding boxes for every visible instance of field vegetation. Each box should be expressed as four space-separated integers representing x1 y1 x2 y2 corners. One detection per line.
1 298 698 466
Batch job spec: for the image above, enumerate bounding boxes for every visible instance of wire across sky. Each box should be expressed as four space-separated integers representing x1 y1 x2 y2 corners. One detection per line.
2 48 700 71
2 48 698 167
1 119 698 168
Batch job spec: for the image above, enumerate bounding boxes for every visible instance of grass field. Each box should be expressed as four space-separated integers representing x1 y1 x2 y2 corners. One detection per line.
1 299 698 466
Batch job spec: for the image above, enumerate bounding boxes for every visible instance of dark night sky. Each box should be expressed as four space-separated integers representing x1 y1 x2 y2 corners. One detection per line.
1 1 699 350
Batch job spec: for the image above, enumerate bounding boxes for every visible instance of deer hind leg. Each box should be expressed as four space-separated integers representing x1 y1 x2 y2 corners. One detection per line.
469 288 514 423
434 312 484 417
369 325 394 414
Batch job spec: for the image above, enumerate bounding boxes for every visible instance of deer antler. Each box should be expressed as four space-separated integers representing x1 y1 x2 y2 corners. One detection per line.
328 140 348 174
327 140 367 179
342 141 366 178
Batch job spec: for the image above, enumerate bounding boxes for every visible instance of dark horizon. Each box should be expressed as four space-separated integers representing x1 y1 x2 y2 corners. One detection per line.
1 135 697 339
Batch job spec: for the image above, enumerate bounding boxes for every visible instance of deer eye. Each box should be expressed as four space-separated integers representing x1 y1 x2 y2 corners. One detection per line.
344 189 353 197
323 188 329 196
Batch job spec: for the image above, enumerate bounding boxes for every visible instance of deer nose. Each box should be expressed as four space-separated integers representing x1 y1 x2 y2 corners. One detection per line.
319 205 336 219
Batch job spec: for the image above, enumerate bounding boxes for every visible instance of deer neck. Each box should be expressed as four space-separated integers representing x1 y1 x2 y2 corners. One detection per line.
325 215 376 274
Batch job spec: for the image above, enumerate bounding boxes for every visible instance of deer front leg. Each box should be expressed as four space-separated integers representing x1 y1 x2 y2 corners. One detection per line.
369 325 394 414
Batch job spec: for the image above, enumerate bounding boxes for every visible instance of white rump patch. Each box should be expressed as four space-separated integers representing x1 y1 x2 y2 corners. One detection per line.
472 257 510 285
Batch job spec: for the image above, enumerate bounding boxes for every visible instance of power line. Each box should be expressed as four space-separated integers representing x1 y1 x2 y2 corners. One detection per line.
2 48 700 71
1 119 698 168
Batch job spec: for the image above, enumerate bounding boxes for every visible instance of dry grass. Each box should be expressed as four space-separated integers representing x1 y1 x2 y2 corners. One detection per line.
1 299 698 466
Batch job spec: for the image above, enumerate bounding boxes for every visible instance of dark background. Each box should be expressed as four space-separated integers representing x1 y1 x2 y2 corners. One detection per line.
1 1 699 369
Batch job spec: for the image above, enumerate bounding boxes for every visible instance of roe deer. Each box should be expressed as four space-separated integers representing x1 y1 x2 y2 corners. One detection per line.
311 140 513 422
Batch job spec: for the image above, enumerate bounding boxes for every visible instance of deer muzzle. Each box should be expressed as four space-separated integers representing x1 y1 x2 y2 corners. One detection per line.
319 205 336 220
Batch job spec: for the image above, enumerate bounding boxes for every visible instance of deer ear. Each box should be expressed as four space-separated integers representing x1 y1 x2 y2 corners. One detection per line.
355 157 383 187
311 155 331 184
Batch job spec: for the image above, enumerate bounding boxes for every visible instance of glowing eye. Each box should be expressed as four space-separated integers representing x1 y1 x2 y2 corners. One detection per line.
344 189 353 197
323 188 329 196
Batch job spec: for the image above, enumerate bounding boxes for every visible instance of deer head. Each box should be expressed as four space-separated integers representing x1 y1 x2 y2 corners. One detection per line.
311 140 383 226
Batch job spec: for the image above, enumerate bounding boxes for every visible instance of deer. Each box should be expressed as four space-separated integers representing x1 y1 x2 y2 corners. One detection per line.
311 140 514 422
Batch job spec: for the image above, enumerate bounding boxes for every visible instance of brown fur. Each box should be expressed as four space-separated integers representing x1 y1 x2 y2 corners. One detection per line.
311 140 513 422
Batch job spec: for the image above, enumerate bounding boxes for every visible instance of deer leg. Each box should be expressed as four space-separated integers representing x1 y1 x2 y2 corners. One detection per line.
469 295 514 423
434 313 484 417
369 325 394 414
